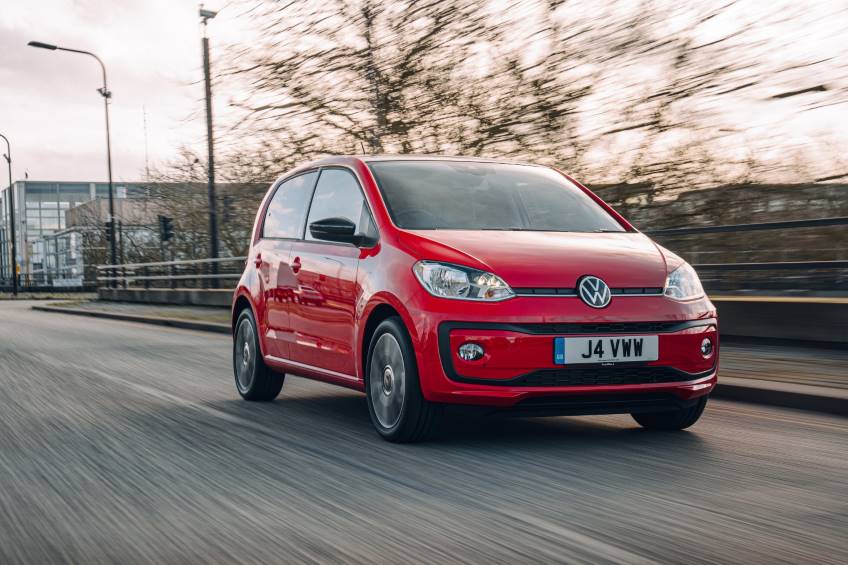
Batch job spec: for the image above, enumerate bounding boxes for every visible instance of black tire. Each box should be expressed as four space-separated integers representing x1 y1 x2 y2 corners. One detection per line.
233 308 284 401
365 317 443 443
632 396 708 430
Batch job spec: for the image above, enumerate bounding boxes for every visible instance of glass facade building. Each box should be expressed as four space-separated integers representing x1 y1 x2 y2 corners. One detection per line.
1 180 148 285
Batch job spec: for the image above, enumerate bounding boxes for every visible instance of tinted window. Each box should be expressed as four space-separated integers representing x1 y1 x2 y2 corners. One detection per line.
305 169 365 241
368 161 625 232
263 172 317 238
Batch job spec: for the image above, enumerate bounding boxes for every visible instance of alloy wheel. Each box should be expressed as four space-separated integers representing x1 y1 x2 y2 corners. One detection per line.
369 333 406 428
235 319 255 393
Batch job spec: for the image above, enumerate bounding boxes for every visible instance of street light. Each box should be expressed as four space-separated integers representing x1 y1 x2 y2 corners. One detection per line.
200 6 220 285
0 133 19 295
27 40 118 270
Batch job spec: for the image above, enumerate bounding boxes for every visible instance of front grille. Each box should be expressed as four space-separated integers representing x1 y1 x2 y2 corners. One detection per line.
517 321 681 334
611 287 664 295
514 287 576 295
508 366 696 387
513 287 663 296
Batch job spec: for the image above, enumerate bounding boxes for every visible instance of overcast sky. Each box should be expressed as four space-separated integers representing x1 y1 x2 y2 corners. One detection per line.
2 1 846 185
0 0 245 183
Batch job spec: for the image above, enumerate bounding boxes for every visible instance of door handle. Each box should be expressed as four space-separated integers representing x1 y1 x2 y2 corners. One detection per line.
254 254 263 268
291 256 302 274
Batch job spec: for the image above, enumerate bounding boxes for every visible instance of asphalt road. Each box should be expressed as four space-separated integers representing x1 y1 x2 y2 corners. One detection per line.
1 301 846 564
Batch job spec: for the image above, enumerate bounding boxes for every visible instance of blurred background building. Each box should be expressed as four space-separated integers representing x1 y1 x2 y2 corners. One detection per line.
0 180 264 286
0 181 145 285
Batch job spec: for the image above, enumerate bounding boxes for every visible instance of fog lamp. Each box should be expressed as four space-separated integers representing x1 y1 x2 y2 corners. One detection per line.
700 338 714 358
458 342 485 361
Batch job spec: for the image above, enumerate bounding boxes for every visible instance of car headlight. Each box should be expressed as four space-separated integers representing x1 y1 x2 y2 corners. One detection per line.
413 261 514 301
664 263 705 301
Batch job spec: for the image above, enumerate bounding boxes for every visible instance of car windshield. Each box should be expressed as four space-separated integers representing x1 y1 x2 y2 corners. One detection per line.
367 160 626 232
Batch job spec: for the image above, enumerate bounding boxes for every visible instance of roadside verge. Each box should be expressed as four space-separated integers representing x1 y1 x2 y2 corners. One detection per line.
31 303 230 334
712 377 847 417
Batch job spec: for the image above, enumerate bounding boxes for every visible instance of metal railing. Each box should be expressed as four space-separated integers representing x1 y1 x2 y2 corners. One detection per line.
644 216 848 237
644 216 848 292
97 256 246 290
90 216 847 294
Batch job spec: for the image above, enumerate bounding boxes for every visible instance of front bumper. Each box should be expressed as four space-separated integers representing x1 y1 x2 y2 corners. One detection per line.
408 295 718 409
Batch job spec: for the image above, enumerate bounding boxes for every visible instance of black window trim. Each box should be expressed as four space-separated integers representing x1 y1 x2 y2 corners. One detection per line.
259 169 319 241
301 165 379 248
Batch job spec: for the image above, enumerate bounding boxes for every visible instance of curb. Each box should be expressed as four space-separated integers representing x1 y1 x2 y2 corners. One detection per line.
31 304 846 417
31 304 231 334
713 377 847 417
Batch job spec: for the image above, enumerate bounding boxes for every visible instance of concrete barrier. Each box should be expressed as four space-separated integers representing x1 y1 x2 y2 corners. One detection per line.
713 297 848 344
97 287 232 307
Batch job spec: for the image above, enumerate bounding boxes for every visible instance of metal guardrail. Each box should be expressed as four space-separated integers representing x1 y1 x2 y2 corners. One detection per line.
97 256 246 289
692 260 848 271
0 284 96 293
90 215 847 293
646 217 848 279
644 216 848 237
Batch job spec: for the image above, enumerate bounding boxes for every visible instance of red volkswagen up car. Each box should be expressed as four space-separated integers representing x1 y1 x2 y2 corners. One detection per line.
232 156 717 442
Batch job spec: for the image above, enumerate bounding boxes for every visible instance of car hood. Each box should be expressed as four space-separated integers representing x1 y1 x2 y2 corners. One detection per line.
402 230 670 289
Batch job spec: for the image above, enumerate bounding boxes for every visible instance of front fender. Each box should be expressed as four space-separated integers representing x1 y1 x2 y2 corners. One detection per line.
356 291 419 381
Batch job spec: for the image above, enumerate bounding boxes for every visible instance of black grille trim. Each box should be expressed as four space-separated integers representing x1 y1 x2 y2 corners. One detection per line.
513 287 664 297
513 287 576 296
441 319 714 335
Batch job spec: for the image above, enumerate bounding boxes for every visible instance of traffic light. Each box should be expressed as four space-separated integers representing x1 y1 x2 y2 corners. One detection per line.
104 220 115 243
158 215 175 242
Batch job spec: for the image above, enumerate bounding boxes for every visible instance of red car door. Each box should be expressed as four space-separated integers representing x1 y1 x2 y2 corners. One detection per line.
257 171 318 359
254 238 293 358
287 168 368 379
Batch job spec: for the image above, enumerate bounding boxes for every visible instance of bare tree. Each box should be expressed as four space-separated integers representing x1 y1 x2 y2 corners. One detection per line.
147 147 268 260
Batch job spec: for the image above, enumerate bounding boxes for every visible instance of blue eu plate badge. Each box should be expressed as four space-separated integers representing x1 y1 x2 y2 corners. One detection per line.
554 338 566 364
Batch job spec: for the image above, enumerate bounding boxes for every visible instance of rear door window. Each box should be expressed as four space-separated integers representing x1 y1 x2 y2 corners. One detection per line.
262 171 318 239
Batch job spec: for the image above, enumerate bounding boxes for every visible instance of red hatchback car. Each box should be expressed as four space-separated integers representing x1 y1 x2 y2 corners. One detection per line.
232 156 718 442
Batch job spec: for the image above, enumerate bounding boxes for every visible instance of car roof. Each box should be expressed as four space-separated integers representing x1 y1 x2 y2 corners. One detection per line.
359 154 543 165
303 154 549 169
273 154 553 187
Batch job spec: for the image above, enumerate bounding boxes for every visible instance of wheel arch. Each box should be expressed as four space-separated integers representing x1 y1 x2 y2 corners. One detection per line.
232 290 272 359
358 294 418 381
232 292 254 333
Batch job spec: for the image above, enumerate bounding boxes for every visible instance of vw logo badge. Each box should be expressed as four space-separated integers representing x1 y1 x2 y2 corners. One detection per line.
578 275 611 308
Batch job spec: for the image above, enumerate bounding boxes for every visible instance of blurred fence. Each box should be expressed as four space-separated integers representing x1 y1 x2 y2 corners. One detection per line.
646 216 848 293
87 215 848 298
97 257 246 290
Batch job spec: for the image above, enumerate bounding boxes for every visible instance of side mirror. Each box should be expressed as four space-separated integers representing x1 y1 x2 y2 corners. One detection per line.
309 217 360 245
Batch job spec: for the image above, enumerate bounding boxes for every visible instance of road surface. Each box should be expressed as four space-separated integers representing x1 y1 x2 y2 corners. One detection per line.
1 301 846 564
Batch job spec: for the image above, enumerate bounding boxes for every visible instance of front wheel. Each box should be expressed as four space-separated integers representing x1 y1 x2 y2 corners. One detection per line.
233 308 284 401
365 317 443 443
632 396 708 430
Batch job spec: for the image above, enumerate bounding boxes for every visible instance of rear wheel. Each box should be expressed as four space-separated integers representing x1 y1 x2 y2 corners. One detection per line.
366 317 443 443
233 308 284 401
632 396 708 430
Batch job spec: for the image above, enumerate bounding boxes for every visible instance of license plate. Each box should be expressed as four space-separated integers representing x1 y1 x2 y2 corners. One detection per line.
554 336 659 364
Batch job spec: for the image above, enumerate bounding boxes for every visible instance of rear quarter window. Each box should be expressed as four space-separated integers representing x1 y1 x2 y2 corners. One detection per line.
262 171 318 239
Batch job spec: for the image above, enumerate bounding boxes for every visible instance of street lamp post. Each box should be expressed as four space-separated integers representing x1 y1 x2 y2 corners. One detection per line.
27 41 118 272
0 133 19 295
200 7 220 286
